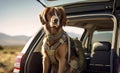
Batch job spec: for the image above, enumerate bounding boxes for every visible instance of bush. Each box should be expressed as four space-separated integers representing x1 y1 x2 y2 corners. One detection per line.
0 45 4 50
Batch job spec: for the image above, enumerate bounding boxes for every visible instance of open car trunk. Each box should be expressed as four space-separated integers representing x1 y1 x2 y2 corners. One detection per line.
24 14 118 73
21 0 120 73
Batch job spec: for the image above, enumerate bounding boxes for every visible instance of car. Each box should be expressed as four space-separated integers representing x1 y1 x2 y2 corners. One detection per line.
13 0 120 73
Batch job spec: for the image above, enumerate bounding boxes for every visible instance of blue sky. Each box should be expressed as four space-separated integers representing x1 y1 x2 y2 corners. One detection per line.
0 0 44 36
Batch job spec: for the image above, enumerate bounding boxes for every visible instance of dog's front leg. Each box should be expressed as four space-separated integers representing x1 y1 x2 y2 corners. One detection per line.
56 44 67 73
41 46 50 73
42 54 50 73
58 58 66 73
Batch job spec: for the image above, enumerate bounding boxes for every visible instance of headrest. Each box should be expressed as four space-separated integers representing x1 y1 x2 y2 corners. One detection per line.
92 41 111 51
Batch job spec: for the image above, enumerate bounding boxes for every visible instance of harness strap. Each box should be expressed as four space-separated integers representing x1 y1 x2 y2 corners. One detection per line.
44 34 67 50
46 30 64 42
65 32 71 63
44 33 67 64
51 35 66 50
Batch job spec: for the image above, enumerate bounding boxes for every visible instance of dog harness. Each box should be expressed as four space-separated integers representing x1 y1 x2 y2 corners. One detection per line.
43 31 85 70
43 31 68 64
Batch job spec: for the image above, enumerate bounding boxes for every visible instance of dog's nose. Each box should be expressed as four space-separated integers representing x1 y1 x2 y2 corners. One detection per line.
54 18 58 23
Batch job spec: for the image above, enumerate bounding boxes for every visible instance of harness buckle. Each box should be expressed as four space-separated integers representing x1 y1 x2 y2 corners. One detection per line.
59 39 64 44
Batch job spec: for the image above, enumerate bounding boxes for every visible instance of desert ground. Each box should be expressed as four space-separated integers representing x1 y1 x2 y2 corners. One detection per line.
0 46 24 73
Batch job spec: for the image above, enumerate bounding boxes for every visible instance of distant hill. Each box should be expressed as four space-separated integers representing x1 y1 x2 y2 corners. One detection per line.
0 33 30 46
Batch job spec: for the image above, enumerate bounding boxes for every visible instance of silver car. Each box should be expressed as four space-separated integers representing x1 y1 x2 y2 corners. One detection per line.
13 0 120 73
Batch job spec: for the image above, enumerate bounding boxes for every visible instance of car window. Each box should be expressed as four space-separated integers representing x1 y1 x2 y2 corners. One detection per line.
92 31 113 43
63 26 84 40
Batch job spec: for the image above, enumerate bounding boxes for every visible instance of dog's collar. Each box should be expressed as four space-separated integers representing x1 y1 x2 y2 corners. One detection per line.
46 30 65 42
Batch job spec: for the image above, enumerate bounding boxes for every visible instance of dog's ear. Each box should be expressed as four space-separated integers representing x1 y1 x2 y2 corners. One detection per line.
58 7 67 26
39 14 45 25
39 7 50 25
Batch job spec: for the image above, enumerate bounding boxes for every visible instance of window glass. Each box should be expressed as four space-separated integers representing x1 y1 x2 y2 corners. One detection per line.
63 26 84 40
92 31 113 43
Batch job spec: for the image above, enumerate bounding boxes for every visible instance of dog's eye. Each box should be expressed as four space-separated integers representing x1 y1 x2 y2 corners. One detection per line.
50 12 54 16
47 13 53 18
57 12 61 17
58 14 61 18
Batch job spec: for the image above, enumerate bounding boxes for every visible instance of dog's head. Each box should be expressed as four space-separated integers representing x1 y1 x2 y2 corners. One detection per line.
39 7 67 35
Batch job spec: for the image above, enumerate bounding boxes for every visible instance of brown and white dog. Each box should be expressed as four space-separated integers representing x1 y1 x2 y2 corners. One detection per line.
39 7 79 73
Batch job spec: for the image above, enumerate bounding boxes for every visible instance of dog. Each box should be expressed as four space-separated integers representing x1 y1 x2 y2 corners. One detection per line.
39 7 85 73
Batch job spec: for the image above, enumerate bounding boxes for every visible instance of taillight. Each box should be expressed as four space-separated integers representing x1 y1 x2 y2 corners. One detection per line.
13 53 24 73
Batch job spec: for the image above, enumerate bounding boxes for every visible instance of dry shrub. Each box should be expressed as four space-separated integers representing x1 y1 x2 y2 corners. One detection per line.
10 51 15 54
3 51 8 54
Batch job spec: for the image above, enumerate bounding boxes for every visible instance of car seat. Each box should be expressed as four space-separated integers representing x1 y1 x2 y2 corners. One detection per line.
89 41 111 73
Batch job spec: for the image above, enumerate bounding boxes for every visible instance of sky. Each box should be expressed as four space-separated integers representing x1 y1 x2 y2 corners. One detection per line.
0 0 44 36
0 0 84 37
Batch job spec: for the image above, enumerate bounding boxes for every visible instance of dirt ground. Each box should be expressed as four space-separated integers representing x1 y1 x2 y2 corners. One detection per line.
0 46 23 73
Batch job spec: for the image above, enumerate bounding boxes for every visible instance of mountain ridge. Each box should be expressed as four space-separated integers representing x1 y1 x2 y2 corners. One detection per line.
0 33 30 46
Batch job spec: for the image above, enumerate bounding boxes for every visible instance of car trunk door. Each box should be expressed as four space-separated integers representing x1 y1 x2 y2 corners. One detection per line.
37 0 120 16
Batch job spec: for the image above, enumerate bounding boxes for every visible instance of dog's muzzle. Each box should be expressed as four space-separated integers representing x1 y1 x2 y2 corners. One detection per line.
53 18 58 24
50 9 60 28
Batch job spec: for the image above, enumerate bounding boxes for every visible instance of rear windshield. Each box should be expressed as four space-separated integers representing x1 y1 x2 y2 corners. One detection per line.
41 0 110 6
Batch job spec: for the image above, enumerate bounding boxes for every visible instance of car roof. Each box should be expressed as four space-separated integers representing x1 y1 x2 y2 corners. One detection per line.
67 14 114 31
